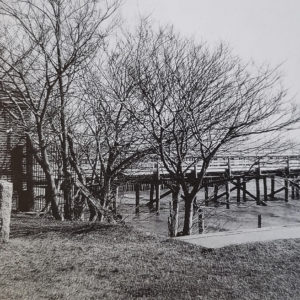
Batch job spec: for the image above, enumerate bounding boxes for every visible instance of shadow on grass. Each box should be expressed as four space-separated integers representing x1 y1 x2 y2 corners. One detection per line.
9 215 119 238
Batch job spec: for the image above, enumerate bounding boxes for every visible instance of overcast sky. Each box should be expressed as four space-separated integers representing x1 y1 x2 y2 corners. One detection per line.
121 0 300 103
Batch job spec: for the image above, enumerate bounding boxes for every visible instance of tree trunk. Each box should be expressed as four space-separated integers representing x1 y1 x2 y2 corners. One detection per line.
97 177 112 222
168 185 180 237
45 172 62 220
88 199 98 221
62 174 73 220
73 191 85 220
55 4 73 220
39 146 61 220
27 134 62 220
42 155 62 220
182 196 194 236
111 185 119 213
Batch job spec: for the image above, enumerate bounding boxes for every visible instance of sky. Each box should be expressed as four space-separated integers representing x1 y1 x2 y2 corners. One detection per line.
120 0 300 102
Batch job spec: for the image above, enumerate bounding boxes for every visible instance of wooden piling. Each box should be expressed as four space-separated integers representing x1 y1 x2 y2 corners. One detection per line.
296 177 300 199
284 178 289 202
257 160 261 176
225 181 230 209
258 214 262 228
256 177 260 205
227 157 232 177
291 176 295 199
270 175 275 200
135 184 140 214
198 208 204 234
204 184 209 206
149 183 154 209
286 157 290 176
194 164 198 179
236 177 241 204
213 185 218 204
155 164 161 214
263 176 268 202
242 177 246 202
155 183 161 213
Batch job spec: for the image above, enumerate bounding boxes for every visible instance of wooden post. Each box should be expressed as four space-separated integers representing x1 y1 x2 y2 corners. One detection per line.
242 177 246 202
257 159 261 176
155 164 160 214
194 164 198 179
291 176 295 199
236 177 241 204
286 157 290 176
213 185 218 204
225 181 230 209
198 208 204 234
227 157 231 177
284 178 289 202
155 182 161 213
296 177 300 199
149 183 154 209
205 184 209 206
258 214 262 228
256 177 260 205
135 184 140 214
270 175 275 200
263 176 268 202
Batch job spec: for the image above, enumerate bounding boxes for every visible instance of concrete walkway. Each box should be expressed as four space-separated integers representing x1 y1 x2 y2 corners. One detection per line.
175 224 300 248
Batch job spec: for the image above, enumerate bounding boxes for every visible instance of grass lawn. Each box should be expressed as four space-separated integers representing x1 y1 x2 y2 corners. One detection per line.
1 216 300 299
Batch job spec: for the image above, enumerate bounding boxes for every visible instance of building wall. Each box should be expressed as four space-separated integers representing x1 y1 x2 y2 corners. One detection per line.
0 107 26 180
0 98 30 211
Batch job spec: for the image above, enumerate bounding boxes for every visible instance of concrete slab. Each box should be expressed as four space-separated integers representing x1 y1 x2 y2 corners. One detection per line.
175 224 300 248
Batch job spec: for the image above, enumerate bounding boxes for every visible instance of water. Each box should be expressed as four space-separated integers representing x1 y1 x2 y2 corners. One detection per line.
117 179 300 236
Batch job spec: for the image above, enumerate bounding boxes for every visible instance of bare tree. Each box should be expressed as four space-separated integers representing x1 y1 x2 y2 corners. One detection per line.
69 41 154 220
125 24 299 236
0 0 121 220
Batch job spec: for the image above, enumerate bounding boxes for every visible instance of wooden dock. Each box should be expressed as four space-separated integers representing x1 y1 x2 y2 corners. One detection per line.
122 155 300 214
